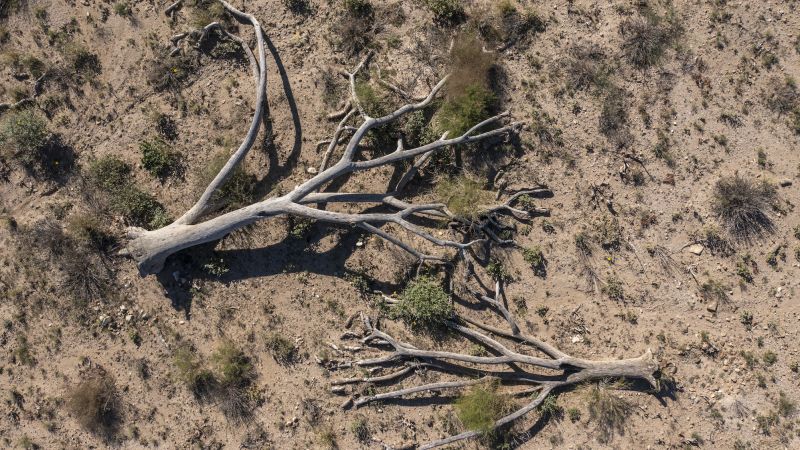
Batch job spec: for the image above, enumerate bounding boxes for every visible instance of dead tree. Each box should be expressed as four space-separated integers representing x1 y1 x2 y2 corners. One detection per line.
121 2 662 446
121 0 535 275
334 262 660 449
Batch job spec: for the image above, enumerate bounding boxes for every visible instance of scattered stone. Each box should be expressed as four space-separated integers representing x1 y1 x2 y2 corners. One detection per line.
686 244 704 255
779 179 792 187
706 302 718 313
571 335 584 344
306 167 318 175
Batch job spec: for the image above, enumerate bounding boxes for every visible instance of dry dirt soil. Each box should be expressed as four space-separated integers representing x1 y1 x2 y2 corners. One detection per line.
1 0 800 449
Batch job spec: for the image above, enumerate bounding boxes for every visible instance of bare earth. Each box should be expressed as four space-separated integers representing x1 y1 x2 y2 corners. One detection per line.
1 0 799 449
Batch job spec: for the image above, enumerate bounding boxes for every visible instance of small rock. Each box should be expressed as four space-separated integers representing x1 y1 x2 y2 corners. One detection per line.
306 166 318 175
686 244 704 255
707 302 718 313
779 179 792 187
125 314 133 323
571 335 584 344
355 240 364 247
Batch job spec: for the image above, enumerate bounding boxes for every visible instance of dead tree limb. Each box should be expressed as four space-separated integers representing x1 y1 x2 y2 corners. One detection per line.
334 284 660 449
121 1 534 275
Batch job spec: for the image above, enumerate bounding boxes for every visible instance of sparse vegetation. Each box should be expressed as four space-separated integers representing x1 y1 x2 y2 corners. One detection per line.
523 246 547 277
619 7 683 68
88 156 170 229
435 176 490 219
390 276 452 330
265 333 298 365
586 382 632 443
140 137 181 180
67 370 120 436
455 381 511 436
712 175 777 241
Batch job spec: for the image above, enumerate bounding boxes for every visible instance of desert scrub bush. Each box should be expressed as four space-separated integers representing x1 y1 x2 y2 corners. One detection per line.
619 6 682 68
435 176 490 219
563 44 612 92
0 108 51 166
145 47 196 92
197 152 256 210
486 258 511 282
455 381 512 436
523 246 547 277
586 382 631 443
602 276 624 301
350 416 371 443
282 0 311 15
173 345 217 397
436 32 495 136
712 175 777 241
112 1 132 17
212 341 254 386
390 276 453 330
187 0 226 27
139 137 181 180
700 279 729 306
476 1 546 48
67 370 120 436
152 112 178 141
265 333 297 365
764 77 798 115
66 213 116 253
65 44 102 82
0 0 23 19
424 0 465 27
88 156 169 229
599 86 630 147
331 0 374 56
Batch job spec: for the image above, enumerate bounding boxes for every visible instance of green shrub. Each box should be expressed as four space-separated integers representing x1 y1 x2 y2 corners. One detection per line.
425 0 466 26
487 259 511 281
140 137 181 179
0 109 51 166
586 383 631 443
282 0 311 14
113 2 132 17
390 276 453 330
187 0 226 28
435 176 490 219
619 7 682 68
437 84 495 136
602 276 624 301
174 345 217 397
196 152 256 210
455 381 511 436
265 333 297 365
212 341 254 387
712 175 777 241
88 156 131 191
523 246 547 277
88 156 170 229
146 48 196 92
351 416 371 443
343 0 372 17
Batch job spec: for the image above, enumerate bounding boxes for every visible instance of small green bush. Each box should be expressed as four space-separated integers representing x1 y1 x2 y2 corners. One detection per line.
343 0 372 17
435 176 490 219
425 0 466 26
0 109 51 167
265 333 297 365
88 156 170 229
198 152 256 210
437 84 495 136
455 381 511 436
619 7 682 68
351 416 371 443
602 276 624 301
282 0 311 14
146 48 196 92
586 383 631 443
523 246 547 277
712 175 777 241
390 276 453 330
113 2 132 17
174 345 217 397
212 341 254 387
140 137 181 179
